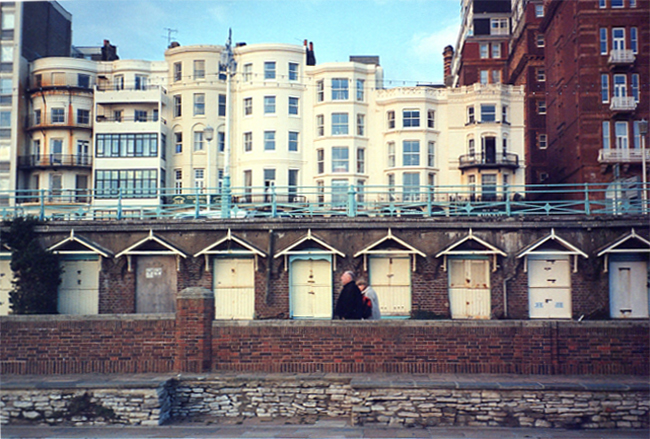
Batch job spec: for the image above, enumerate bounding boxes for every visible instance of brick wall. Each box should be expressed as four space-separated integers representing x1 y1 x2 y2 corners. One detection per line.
1 314 647 376
211 321 649 375
0 315 176 374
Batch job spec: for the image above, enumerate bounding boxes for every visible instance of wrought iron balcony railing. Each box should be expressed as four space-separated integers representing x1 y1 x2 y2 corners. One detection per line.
17 154 92 168
458 152 519 169
608 49 635 65
598 149 650 164
610 96 637 112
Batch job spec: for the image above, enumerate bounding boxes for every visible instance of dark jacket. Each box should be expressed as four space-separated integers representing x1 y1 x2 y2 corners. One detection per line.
334 281 364 320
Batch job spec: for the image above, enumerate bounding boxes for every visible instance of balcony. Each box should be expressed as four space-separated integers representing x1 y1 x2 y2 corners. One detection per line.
18 154 92 169
458 152 519 170
608 49 635 66
598 148 650 164
610 96 637 112
26 113 92 131
95 84 168 104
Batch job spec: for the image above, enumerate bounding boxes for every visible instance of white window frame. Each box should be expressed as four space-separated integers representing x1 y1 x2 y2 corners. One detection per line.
332 113 349 135
332 146 349 173
264 96 276 114
603 121 611 149
264 61 276 80
193 93 205 116
264 131 276 151
288 62 299 81
244 97 252 116
615 121 628 149
244 132 252 152
357 114 365 136
288 96 299 115
288 131 299 152
193 60 205 80
316 114 324 137
332 78 349 100
491 42 501 58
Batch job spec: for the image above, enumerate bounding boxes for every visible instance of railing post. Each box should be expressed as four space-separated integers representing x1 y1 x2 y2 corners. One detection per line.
39 189 45 221
426 185 433 216
347 184 357 217
584 183 591 216
505 185 511 216
194 189 200 219
220 175 231 219
271 185 277 218
117 188 123 220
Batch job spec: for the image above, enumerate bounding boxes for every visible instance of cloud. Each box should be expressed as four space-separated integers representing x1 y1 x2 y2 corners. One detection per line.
408 21 459 63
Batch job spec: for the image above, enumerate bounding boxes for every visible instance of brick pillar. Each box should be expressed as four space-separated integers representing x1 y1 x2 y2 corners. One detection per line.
175 287 214 373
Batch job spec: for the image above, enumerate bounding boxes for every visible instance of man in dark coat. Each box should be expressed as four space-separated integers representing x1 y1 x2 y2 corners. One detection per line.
334 271 364 319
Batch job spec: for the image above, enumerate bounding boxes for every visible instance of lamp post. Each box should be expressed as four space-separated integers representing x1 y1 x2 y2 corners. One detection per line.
639 119 648 214
204 125 214 210
220 29 236 219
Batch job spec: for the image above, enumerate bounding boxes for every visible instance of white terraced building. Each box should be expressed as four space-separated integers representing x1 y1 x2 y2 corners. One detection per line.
22 41 525 212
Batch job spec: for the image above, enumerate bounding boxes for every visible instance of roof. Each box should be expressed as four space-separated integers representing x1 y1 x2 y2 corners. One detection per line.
194 229 266 258
436 229 506 258
354 229 425 258
47 230 113 258
517 228 588 259
115 230 187 259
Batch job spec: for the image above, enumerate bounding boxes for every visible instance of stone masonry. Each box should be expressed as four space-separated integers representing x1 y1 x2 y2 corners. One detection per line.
3 375 646 429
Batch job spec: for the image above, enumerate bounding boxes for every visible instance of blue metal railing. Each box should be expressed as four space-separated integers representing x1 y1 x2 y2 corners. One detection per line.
0 182 646 221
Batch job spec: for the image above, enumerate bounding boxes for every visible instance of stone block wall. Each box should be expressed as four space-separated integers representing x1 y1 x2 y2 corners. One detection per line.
2 376 648 429
169 377 650 429
1 386 172 426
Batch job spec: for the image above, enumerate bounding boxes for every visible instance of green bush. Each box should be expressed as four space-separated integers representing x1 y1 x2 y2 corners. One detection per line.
2 217 61 314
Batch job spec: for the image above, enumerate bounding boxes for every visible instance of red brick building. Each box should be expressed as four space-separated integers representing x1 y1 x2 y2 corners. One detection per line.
508 0 548 185
541 0 649 200
451 0 512 87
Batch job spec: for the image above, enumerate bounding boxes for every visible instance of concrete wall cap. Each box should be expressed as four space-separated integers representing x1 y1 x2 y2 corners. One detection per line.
178 287 214 299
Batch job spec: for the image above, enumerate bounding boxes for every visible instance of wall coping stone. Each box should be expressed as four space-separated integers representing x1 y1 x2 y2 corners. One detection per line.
211 319 649 329
178 287 214 300
5 373 645 393
0 313 175 323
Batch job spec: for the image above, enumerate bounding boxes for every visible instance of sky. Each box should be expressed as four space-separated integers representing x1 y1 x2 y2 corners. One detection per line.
58 0 462 86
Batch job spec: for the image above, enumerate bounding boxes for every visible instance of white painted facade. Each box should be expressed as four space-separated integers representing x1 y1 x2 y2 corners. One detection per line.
23 43 525 207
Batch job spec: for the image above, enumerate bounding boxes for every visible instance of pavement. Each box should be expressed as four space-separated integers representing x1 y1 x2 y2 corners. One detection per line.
1 372 649 439
2 422 649 439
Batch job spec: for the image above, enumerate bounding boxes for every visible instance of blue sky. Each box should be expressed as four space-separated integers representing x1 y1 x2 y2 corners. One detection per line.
59 0 461 86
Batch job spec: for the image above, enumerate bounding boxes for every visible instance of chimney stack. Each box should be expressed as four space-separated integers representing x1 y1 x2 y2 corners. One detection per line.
443 45 454 86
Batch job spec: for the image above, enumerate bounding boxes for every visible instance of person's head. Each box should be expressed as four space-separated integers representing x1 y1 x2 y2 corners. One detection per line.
357 279 368 291
341 271 355 285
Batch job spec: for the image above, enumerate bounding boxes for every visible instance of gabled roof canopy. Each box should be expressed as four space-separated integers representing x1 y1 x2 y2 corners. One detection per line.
115 230 187 259
517 228 587 259
47 230 113 258
517 229 587 273
435 229 506 272
597 229 650 256
275 229 345 271
354 229 425 272
597 229 650 273
194 229 266 272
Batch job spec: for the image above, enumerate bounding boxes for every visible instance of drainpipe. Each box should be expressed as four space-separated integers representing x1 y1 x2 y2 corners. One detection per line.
265 229 274 305
503 269 517 319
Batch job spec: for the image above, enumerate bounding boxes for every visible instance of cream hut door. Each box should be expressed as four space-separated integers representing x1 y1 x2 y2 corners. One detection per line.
213 258 255 319
369 256 411 317
448 258 491 319
528 256 572 318
58 258 100 315
0 258 11 315
290 257 332 319
609 257 648 318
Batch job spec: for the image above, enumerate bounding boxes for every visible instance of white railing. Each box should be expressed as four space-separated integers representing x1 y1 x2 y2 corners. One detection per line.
610 96 637 112
599 149 650 163
608 49 635 64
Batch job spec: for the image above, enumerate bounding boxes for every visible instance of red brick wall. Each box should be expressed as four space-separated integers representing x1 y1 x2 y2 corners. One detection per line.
1 315 647 376
1 315 176 374
212 321 649 375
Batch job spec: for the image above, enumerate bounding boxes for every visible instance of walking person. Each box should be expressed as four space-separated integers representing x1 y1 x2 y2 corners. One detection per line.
334 271 364 319
357 279 381 320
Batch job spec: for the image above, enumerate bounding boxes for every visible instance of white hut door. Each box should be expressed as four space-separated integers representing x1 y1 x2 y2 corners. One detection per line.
58 259 99 315
528 256 571 318
290 258 332 319
369 257 411 317
448 258 491 319
609 260 648 318
213 258 255 320
0 259 12 315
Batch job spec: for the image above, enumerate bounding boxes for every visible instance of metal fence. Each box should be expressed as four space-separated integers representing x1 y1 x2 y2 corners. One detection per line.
0 182 646 221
